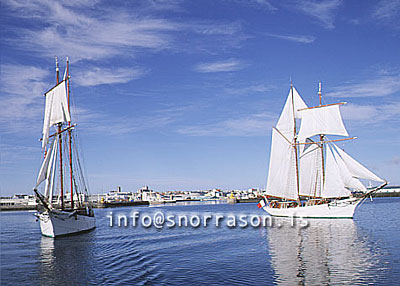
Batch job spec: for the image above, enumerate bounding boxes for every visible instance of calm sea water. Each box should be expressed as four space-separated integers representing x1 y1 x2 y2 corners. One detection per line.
1 198 399 285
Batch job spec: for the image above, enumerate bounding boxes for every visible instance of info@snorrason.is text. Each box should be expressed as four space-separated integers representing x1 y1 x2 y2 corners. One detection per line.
106 211 309 229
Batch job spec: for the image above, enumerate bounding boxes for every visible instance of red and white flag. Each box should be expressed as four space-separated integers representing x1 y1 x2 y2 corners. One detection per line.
257 199 266 209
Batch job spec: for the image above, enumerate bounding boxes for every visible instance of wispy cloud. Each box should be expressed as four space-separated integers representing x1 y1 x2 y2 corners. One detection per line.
293 0 342 29
74 67 148 87
87 115 176 135
230 0 277 11
341 102 400 124
194 59 245 73
373 0 400 21
73 104 192 136
326 75 400 97
3 0 245 62
264 33 315 43
0 64 49 134
177 113 275 136
224 83 274 95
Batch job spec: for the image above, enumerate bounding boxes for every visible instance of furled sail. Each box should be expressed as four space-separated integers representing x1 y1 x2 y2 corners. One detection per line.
297 105 348 142
331 143 384 182
322 144 350 198
42 80 70 148
299 141 323 197
266 86 307 200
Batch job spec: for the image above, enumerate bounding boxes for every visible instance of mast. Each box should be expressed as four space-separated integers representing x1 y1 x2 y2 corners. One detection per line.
56 56 59 83
318 82 325 195
67 57 74 209
291 82 301 203
56 57 65 210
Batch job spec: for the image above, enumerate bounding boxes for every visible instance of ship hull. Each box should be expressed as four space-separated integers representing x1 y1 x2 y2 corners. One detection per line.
262 198 361 219
37 210 96 237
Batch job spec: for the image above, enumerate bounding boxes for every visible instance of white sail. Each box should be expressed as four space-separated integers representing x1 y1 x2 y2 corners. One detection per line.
332 144 384 183
266 129 298 200
276 86 307 140
297 105 348 142
44 137 58 199
36 137 58 188
266 86 307 200
299 142 323 197
322 144 350 198
42 81 70 148
331 145 367 192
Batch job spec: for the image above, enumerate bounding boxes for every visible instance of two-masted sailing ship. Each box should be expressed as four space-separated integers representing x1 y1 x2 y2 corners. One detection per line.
259 83 387 218
34 58 95 237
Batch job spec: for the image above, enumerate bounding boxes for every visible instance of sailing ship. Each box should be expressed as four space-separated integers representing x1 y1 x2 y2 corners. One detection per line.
259 82 387 218
33 57 95 237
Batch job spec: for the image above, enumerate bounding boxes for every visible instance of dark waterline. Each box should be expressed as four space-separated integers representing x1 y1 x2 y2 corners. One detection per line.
1 198 399 285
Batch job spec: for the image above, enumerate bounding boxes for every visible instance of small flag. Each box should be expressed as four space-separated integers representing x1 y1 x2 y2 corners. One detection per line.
257 199 266 209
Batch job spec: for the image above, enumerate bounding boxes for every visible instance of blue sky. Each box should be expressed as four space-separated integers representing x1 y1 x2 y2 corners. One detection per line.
1 0 399 196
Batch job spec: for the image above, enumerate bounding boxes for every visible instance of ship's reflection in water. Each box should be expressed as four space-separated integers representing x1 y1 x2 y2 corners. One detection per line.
39 233 95 285
266 219 387 285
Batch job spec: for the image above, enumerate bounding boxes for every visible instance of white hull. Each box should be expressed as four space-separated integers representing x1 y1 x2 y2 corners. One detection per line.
262 198 361 219
37 210 96 237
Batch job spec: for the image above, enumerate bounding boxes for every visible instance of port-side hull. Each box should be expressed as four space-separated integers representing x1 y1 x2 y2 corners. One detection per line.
37 211 96 237
262 198 361 219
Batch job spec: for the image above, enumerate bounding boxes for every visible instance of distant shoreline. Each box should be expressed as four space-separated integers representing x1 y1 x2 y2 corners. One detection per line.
1 194 399 212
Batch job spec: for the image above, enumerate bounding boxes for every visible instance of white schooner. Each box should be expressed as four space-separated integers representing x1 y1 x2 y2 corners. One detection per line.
259 82 387 218
33 57 95 237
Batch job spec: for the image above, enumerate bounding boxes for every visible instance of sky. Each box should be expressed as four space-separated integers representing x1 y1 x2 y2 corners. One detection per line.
1 0 400 196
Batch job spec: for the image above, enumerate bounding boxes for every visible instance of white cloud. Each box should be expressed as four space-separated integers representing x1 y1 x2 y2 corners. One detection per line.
326 75 400 97
194 59 245 73
3 0 245 62
294 0 342 29
177 113 275 136
341 102 400 124
0 64 49 133
373 0 400 21
264 33 315 44
230 0 277 11
224 83 274 95
73 67 148 87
